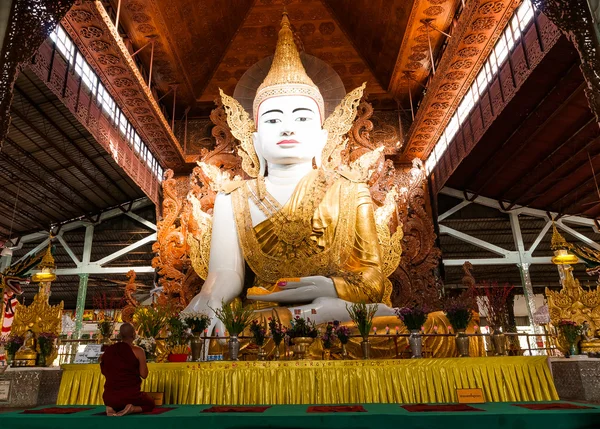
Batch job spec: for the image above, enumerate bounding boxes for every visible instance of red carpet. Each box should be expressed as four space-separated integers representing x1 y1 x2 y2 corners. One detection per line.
402 404 484 412
93 407 175 416
513 403 593 410
307 405 367 413
22 407 93 414
202 406 270 413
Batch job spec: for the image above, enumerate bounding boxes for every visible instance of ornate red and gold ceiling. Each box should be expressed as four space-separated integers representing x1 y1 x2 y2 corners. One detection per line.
113 0 459 117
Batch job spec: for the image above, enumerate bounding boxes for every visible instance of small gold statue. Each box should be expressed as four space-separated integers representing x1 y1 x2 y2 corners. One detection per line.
14 329 37 367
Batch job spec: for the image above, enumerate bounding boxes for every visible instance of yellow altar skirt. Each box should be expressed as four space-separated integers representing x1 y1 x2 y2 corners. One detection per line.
57 356 558 405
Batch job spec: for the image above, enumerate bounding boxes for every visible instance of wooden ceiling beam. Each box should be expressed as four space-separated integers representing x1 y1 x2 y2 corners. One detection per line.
386 0 457 103
458 64 583 195
13 85 130 202
4 136 103 211
10 105 118 207
469 79 586 195
0 183 50 230
0 145 89 215
540 164 600 214
10 118 114 208
0 166 66 221
21 71 141 198
503 117 598 205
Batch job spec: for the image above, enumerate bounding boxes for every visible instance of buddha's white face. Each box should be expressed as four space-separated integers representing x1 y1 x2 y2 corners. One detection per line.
253 95 327 167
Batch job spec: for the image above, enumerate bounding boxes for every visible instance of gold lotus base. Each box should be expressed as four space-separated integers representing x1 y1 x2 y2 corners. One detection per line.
13 351 37 367
581 341 600 353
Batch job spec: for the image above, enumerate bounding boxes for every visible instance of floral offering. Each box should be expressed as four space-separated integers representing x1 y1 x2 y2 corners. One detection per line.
212 300 254 336
335 324 351 345
288 316 318 339
268 316 286 345
249 320 267 346
443 297 473 331
346 301 378 338
321 323 337 349
395 306 428 331
180 311 211 334
558 320 583 345
37 332 57 357
133 305 169 338
3 334 24 356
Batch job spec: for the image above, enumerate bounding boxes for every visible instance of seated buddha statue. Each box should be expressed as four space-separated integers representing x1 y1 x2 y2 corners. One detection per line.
184 12 395 334
15 329 37 365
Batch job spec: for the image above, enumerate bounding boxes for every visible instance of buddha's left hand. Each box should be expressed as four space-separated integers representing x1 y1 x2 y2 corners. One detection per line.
247 276 337 303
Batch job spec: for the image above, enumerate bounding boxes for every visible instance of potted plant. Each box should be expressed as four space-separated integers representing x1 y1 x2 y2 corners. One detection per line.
443 297 473 357
180 311 211 362
287 316 318 360
166 315 190 362
268 316 286 360
346 302 378 359
133 305 168 361
212 300 254 361
480 282 514 356
249 320 268 361
557 320 583 356
3 334 23 366
334 322 351 359
321 323 337 360
37 332 57 367
395 305 428 358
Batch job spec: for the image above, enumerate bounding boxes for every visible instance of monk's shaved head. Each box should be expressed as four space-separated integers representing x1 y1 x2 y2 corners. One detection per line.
119 323 136 340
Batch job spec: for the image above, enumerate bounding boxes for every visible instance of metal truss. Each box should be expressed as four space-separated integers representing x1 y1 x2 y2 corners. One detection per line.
439 187 599 266
5 197 155 275
438 186 600 330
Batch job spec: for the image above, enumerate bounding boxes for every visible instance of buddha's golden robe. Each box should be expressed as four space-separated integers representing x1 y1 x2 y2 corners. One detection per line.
230 169 384 303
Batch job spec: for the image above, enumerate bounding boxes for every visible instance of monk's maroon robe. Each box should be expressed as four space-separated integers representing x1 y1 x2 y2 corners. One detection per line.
100 342 154 413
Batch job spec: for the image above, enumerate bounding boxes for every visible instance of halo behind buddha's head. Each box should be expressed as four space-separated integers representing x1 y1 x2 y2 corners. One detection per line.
233 12 346 124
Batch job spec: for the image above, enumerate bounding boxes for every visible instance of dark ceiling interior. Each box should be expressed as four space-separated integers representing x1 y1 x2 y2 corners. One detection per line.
445 36 600 219
0 68 145 241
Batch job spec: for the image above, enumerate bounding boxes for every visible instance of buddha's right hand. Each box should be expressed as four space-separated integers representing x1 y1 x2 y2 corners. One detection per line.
184 293 226 344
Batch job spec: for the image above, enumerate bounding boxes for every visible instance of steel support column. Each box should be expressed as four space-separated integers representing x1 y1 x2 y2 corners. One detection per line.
74 225 93 340
517 262 539 333
0 253 12 272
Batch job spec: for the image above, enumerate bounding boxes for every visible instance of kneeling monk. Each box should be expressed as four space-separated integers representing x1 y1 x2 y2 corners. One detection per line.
100 323 154 416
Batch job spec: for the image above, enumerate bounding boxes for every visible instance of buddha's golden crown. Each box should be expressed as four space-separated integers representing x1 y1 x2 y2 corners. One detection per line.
253 12 324 124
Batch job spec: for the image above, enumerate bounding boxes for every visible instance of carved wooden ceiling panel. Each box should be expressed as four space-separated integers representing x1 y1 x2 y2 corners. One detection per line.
403 0 521 161
202 0 385 104
117 0 253 108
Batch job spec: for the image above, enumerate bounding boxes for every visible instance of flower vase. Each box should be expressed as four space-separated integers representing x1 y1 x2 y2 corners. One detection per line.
569 342 579 356
292 337 313 360
361 337 371 360
6 353 14 367
323 349 331 360
455 330 470 357
273 342 281 360
36 353 47 367
228 335 240 361
341 343 348 359
257 345 267 361
409 330 423 358
491 331 507 356
190 333 204 362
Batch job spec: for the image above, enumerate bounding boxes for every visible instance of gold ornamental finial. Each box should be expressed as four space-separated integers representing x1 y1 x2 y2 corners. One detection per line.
551 222 569 250
252 12 325 124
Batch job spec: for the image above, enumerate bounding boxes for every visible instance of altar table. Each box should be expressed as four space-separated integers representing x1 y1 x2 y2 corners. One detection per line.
57 356 558 405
